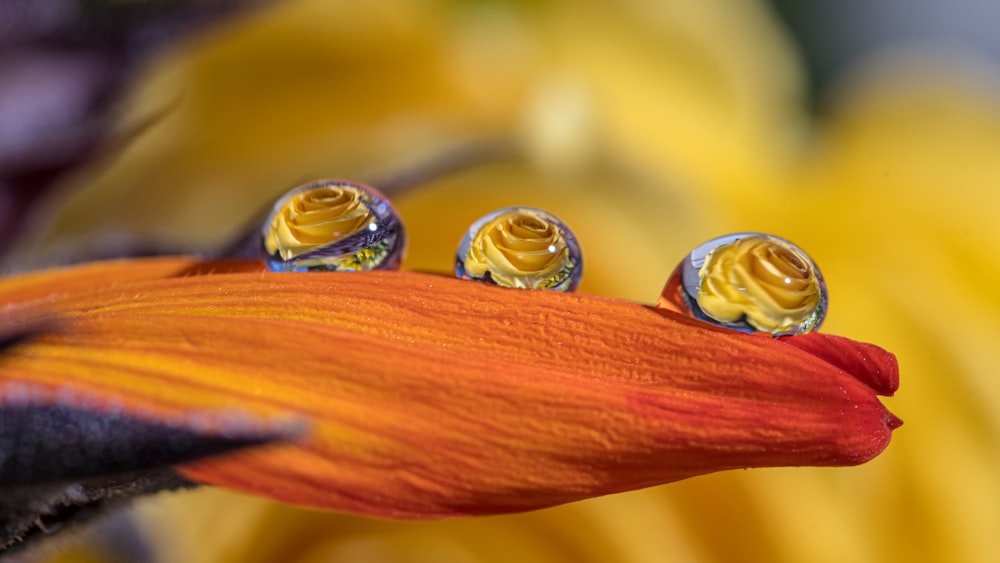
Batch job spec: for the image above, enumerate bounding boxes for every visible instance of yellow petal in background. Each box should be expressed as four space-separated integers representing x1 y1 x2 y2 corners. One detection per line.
9 0 1000 562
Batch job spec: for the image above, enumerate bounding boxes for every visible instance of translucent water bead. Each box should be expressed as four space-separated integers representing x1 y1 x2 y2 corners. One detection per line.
658 232 827 336
456 207 583 291
262 180 405 272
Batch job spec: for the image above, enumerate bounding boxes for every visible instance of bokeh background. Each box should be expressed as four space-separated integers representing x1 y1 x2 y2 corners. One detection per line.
12 1 1000 562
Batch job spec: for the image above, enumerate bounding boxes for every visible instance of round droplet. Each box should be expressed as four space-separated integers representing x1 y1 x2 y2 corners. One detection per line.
658 232 827 336
261 180 405 272
455 206 582 291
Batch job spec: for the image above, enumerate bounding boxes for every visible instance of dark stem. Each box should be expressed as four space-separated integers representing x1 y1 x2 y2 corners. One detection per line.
220 139 520 260
0 469 196 558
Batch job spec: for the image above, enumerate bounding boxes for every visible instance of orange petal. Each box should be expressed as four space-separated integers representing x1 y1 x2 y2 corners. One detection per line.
0 258 899 517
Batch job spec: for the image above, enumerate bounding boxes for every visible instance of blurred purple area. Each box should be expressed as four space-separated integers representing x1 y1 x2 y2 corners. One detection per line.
0 0 260 259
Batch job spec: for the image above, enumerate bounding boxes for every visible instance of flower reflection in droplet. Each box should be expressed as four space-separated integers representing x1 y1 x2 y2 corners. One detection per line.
455 207 582 291
262 180 405 272
659 232 827 336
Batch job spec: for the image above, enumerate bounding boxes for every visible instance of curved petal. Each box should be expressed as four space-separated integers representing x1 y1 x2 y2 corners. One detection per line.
777 332 899 396
0 258 899 517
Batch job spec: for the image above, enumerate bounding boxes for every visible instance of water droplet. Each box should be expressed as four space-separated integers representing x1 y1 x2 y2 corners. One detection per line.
261 180 405 272
455 206 582 291
658 232 827 336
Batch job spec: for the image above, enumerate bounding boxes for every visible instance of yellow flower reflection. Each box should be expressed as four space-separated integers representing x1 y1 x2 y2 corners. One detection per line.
461 208 575 289
264 184 375 261
23 0 999 562
695 235 823 334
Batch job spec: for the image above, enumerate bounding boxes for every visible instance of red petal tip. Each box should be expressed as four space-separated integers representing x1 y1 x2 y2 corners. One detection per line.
885 411 904 430
779 332 900 396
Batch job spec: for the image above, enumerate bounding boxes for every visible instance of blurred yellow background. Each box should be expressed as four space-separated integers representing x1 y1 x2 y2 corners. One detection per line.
26 1 1000 562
